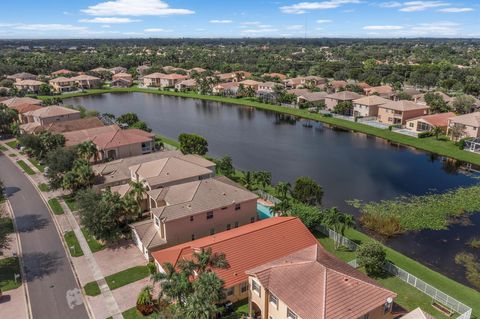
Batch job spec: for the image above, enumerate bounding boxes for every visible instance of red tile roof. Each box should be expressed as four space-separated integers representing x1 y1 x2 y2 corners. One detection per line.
247 244 396 319
152 217 319 288
51 69 73 75
408 112 455 128
8 103 42 114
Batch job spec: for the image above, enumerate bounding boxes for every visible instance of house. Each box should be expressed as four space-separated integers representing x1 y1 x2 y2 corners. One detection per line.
22 105 81 127
297 92 328 106
110 66 127 75
7 72 37 82
325 91 362 112
187 67 206 75
263 73 287 80
401 308 435 319
257 82 276 93
131 176 258 259
49 77 75 92
91 150 214 188
413 91 452 105
449 95 480 113
283 78 304 89
14 80 44 93
143 73 189 88
152 217 319 301
329 80 348 92
405 112 455 133
377 100 429 125
239 80 262 91
90 67 109 74
162 66 187 74
213 82 239 95
136 65 151 75
364 85 394 99
174 79 197 91
51 69 74 76
287 88 310 97
111 73 133 87
447 112 480 141
2 97 42 108
63 124 155 161
247 244 397 319
352 95 390 117
7 103 42 124
216 71 251 82
71 75 102 89
23 117 104 134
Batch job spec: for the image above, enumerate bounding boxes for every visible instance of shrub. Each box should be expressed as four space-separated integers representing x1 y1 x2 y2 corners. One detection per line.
357 241 387 277
418 131 434 138
136 286 155 316
359 213 404 237
147 262 157 275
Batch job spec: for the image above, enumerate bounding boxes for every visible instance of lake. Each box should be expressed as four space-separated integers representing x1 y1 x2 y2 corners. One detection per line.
66 92 480 287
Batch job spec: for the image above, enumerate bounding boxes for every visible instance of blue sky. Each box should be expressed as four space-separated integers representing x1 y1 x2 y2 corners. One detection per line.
0 0 479 38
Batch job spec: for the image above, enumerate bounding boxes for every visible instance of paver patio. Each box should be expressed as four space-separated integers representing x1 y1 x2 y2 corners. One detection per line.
93 241 146 277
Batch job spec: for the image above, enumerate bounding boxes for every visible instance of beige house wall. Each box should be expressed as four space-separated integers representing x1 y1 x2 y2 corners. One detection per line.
378 107 427 125
33 112 81 125
325 97 339 111
15 84 41 93
448 121 480 140
353 103 379 117
100 140 154 161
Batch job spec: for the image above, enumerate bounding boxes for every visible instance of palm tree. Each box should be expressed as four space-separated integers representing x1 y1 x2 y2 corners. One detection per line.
275 181 291 201
152 262 191 306
240 171 255 190
128 181 147 216
253 171 272 190
323 208 356 250
77 141 98 162
431 126 444 140
136 285 154 315
191 247 229 274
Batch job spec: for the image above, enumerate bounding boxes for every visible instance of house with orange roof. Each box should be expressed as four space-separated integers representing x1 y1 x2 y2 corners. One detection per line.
378 100 429 125
239 79 262 91
62 124 155 161
70 74 102 89
325 91 362 112
405 112 455 133
143 73 189 88
152 217 319 300
51 69 75 76
14 80 45 94
247 243 397 319
49 77 75 92
353 95 390 117
447 112 480 141
2 97 42 108
364 85 394 99
111 72 133 87
133 176 258 259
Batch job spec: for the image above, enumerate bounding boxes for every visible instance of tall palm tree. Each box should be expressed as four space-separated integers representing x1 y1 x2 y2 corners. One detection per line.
240 171 255 190
128 180 147 216
275 181 291 201
77 141 98 162
323 208 355 250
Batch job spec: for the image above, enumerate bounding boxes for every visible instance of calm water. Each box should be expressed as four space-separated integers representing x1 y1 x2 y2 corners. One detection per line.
66 92 480 287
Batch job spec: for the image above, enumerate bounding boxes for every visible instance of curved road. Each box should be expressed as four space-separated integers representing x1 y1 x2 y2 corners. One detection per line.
0 153 89 319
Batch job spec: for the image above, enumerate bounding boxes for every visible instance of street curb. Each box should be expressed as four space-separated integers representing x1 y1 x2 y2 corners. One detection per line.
5 200 33 319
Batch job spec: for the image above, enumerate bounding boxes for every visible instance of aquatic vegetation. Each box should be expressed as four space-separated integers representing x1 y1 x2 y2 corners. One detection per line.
455 252 480 290
468 237 480 249
349 185 480 233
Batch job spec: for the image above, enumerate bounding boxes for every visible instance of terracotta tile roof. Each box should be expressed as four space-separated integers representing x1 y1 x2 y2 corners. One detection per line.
129 156 213 189
247 244 396 319
92 128 154 149
407 112 455 128
448 111 480 127
177 79 197 86
263 73 287 80
63 125 119 146
15 80 44 86
353 95 390 106
287 88 310 96
8 103 42 114
380 100 429 112
2 97 42 107
30 117 104 134
71 74 101 81
152 217 318 287
401 308 436 319
326 91 362 101
364 85 393 95
49 77 73 83
91 67 109 73
51 69 73 75
150 177 257 221
298 92 328 102
330 80 347 89
112 73 132 80
25 105 80 118
239 80 262 86
215 82 239 90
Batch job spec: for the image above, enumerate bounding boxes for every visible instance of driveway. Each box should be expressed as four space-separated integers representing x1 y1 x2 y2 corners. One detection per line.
0 153 89 319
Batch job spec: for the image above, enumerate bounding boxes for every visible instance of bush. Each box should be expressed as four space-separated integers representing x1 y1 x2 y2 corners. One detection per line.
455 138 470 150
418 131 434 138
147 262 157 275
359 212 404 237
357 241 387 277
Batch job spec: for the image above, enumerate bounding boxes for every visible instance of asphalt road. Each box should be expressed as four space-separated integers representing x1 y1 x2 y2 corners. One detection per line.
0 153 89 319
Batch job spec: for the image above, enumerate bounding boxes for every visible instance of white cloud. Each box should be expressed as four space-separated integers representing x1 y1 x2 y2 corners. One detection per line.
144 28 171 32
240 21 260 25
316 19 332 23
101 25 111 28
241 28 278 34
258 24 273 28
363 25 404 30
280 0 360 14
82 0 194 16
287 24 304 30
209 20 233 24
409 21 460 35
14 24 87 31
378 1 402 8
399 1 449 12
79 17 140 23
438 7 474 13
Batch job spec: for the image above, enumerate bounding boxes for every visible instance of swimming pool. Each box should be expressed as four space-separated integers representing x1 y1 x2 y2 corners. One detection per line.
257 202 274 220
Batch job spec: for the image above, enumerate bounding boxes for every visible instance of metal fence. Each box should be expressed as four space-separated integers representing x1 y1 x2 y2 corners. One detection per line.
316 225 472 319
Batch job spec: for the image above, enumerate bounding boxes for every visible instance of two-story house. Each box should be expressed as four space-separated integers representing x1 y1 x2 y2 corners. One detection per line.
22 105 81 126
447 112 480 141
352 95 390 118
143 73 189 88
377 100 429 126
325 91 362 112
49 77 75 92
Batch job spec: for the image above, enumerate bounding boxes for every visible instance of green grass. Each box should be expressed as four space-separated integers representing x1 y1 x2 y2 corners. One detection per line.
223 300 249 319
28 157 44 172
64 231 84 257
0 257 22 292
155 134 180 149
316 228 480 318
81 227 105 253
6 140 18 149
40 88 480 165
48 198 64 215
0 144 7 151
38 183 49 192
63 195 78 212
83 281 101 296
8 153 16 157
122 307 158 319
16 160 35 175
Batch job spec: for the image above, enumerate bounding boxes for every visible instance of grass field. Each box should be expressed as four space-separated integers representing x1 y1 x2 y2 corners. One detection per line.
0 257 22 292
48 198 64 215
122 307 158 319
16 160 35 175
81 227 105 253
64 231 84 257
84 265 149 296
8 153 16 157
41 88 480 165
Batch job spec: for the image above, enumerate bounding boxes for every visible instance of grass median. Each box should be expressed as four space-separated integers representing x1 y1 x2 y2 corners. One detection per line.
64 231 84 257
83 265 150 296
5 140 17 149
48 198 64 215
16 160 35 175
81 227 105 253
28 157 44 172
0 257 22 292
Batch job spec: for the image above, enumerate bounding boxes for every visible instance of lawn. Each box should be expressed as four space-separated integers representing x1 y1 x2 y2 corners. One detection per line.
0 217 14 234
16 160 35 175
38 183 49 192
81 227 105 253
5 140 17 149
48 198 64 215
28 157 44 172
122 307 159 319
8 153 16 157
84 265 149 296
316 228 480 318
41 88 480 165
0 144 7 151
223 300 249 319
63 195 78 212
155 134 180 149
64 231 84 257
0 257 22 291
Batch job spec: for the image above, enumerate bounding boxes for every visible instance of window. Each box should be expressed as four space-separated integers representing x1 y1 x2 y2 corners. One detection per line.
190 216 194 222
191 234 195 241
210 228 215 235
235 203 241 211
154 217 160 227
250 217 255 223
235 222 239 228
362 314 370 319
252 280 261 296
409 122 414 128
240 282 248 293
287 308 297 319
269 293 278 309
225 287 234 296
226 224 231 230
207 211 213 219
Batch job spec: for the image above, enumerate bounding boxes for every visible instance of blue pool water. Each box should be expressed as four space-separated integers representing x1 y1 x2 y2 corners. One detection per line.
257 202 274 220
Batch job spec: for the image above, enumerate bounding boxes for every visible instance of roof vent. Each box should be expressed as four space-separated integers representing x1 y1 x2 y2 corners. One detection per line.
222 192 226 196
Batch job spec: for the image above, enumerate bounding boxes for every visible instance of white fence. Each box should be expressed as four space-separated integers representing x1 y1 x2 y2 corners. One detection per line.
316 225 472 319
254 189 281 205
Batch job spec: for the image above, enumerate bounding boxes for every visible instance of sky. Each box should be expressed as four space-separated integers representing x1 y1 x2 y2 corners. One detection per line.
0 0 479 39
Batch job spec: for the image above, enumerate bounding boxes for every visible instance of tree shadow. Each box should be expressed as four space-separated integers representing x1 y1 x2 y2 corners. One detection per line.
22 251 63 281
4 186 20 197
0 295 12 303
15 214 49 233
